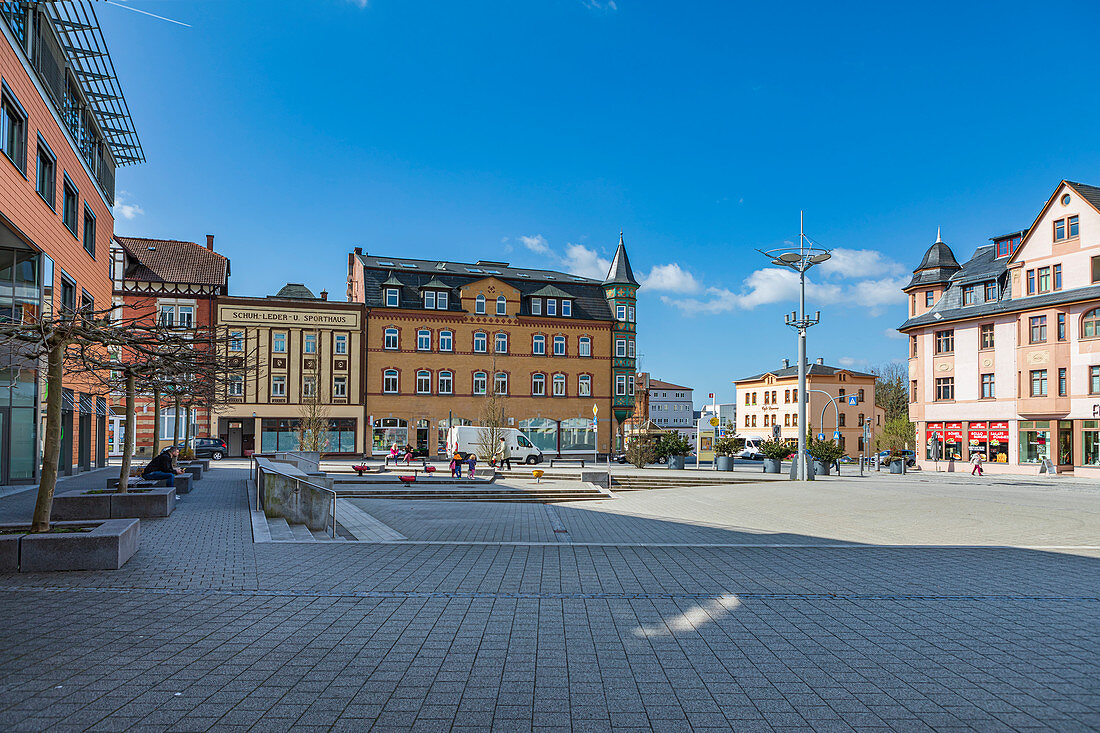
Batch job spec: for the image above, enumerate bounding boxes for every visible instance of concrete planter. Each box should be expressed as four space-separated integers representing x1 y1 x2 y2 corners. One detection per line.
889 461 904 474
813 460 831 476
763 458 782 473
107 477 167 488
4 519 140 572
0 533 21 572
196 459 211 471
181 465 202 482
173 475 193 494
53 487 176 521
666 456 686 470
715 456 733 471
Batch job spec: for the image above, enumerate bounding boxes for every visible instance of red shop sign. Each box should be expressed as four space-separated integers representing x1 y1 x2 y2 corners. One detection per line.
945 430 964 440
926 422 944 429
990 429 1010 441
945 422 964 431
969 421 988 430
968 430 988 441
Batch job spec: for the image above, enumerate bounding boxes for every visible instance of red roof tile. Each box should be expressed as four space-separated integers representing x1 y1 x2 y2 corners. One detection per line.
116 236 229 287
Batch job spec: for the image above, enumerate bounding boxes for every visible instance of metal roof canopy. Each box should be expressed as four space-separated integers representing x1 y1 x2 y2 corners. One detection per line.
43 0 144 165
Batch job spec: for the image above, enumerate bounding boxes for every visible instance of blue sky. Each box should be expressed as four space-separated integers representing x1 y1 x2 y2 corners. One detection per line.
104 0 1100 406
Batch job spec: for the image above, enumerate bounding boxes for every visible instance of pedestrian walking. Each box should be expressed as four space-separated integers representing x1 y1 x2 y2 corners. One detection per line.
496 437 512 471
451 450 463 478
832 457 841 476
971 452 984 476
467 453 477 478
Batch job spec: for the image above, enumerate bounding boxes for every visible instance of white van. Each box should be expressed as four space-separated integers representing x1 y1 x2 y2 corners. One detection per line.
736 435 766 460
446 426 544 465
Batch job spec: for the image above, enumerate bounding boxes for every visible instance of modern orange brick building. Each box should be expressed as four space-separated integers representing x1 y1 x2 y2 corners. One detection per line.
108 235 230 457
0 3 142 481
345 237 639 456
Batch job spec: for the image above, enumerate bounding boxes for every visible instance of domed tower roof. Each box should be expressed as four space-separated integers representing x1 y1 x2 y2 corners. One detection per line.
905 229 962 290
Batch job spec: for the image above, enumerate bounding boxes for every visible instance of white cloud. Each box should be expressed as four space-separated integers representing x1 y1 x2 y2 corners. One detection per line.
641 263 701 294
562 243 611 280
348 0 368 7
114 191 144 220
883 328 906 340
520 234 551 255
837 356 867 368
817 248 905 279
581 0 618 9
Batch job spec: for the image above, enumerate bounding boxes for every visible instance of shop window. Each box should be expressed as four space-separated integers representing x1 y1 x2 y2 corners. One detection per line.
439 330 453 352
438 371 453 395
578 375 591 396
1084 421 1100 466
531 373 545 396
372 417 408 454
384 328 398 350
533 334 545 355
1018 421 1051 464
473 372 487 395
383 369 398 393
579 337 591 357
980 373 994 399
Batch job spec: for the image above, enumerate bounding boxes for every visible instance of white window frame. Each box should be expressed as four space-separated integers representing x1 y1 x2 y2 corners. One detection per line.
531 298 542 315
385 288 399 307
417 329 431 351
303 333 317 354
628 306 635 323
533 335 545 355
302 375 317 398
437 291 448 309
616 374 626 396
439 330 453 352
333 376 347 398
334 334 347 354
495 332 508 354
616 339 626 358
473 372 487 395
475 294 486 314
496 295 507 316
579 375 591 396
532 373 545 396
424 291 436 309
384 328 398 350
579 337 591 357
627 340 635 358
546 299 557 316
416 370 431 394
271 375 286 397
228 375 244 396
553 336 565 356
552 374 566 397
561 299 571 317
616 305 626 321
229 331 244 352
383 370 399 393
158 304 175 327
494 372 508 395
177 305 194 329
473 332 487 353
628 375 635 396
438 370 453 394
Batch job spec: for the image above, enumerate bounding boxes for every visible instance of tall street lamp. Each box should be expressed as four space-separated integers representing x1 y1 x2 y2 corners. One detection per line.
758 213 831 480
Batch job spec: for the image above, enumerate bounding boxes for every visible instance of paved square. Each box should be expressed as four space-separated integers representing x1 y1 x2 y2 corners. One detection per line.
0 467 1096 731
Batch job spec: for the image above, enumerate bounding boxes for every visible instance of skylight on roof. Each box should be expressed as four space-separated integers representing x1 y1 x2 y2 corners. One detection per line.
467 268 483 273
545 275 556 279
572 277 586 281
399 263 415 267
377 261 395 266
486 270 501 275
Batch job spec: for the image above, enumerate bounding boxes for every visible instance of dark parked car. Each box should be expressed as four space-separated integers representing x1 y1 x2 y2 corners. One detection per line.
877 449 916 467
175 437 228 460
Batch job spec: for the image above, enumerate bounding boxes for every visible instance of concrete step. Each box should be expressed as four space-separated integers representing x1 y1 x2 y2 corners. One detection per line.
311 528 343 541
338 490 608 503
267 517 294 541
289 523 315 541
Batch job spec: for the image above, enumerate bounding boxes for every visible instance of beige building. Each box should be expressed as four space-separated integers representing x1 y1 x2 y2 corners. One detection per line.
212 285 367 456
735 359 883 455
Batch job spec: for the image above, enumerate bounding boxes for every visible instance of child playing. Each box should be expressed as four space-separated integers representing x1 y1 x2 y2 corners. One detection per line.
451 451 463 478
467 453 477 478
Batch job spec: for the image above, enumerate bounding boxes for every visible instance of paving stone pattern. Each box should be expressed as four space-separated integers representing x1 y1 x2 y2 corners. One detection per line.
0 468 1096 731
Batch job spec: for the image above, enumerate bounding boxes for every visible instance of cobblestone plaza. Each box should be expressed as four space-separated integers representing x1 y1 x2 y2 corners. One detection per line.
0 467 1096 731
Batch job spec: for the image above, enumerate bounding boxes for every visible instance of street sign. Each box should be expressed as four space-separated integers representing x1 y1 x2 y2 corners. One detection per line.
772 424 781 439
709 417 719 427
817 433 825 440
592 404 598 417
848 395 858 406
833 430 841 440
718 427 726 437
708 393 714 399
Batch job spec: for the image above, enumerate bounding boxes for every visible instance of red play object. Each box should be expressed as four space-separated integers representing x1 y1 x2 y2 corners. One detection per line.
398 475 416 484
351 464 369 476
424 466 436 473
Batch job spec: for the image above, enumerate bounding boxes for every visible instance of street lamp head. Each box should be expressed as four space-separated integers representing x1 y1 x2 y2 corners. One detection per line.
778 252 802 264
809 252 832 264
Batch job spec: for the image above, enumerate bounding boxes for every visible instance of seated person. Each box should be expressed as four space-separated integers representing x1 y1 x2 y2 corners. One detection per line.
142 446 185 487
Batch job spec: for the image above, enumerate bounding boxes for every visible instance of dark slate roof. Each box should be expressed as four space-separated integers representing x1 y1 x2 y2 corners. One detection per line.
356 253 613 320
530 284 573 298
604 233 639 286
905 233 962 290
272 283 317 300
116 236 229 287
735 363 876 383
901 283 1100 330
1067 181 1100 213
947 245 1007 287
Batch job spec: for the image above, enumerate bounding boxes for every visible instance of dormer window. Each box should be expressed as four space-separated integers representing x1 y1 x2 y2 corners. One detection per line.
984 281 997 301
385 288 399 307
963 285 976 306
924 291 934 307
561 299 571 317
437 291 448 309
422 290 448 310
546 299 556 316
424 291 436 309
531 297 541 315
475 294 485 314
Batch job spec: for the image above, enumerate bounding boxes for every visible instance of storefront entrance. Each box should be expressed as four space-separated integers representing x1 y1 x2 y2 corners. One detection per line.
1057 420 1074 467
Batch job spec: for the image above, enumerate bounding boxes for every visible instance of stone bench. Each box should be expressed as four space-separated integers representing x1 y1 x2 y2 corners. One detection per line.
181 464 203 481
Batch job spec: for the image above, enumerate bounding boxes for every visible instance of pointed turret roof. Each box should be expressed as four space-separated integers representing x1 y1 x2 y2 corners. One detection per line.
603 232 639 287
905 230 962 290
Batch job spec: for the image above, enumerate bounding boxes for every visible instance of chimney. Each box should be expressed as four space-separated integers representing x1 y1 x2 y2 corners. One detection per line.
815 357 824 365
320 290 328 301
354 246 363 255
206 234 214 251
782 358 790 368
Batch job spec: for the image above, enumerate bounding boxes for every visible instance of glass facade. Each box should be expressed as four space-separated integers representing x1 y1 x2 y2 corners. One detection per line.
1018 421 1051 464
1084 421 1100 466
559 418 595 451
519 418 557 452
0 244 42 482
261 417 357 453
372 417 408 452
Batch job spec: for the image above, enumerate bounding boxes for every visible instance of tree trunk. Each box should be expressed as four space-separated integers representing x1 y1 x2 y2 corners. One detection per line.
152 384 161 455
31 341 64 532
118 370 136 494
184 403 192 448
172 395 180 447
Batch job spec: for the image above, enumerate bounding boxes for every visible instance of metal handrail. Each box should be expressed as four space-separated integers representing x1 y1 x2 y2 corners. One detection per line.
252 456 337 539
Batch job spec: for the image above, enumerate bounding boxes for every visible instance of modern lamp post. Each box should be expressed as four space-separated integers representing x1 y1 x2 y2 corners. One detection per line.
758 213 831 480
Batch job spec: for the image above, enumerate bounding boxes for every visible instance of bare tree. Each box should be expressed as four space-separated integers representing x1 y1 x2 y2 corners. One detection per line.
475 353 508 461
872 362 909 423
296 347 330 452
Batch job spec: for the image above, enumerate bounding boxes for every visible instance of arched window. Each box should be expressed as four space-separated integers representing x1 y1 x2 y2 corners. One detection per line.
496 295 507 315
1083 308 1100 338
384 328 398 350
552 374 566 397
495 332 508 354
438 370 453 395
383 369 398 393
533 334 545 355
417 329 431 351
439 330 453 352
531 373 545 396
553 335 566 356
416 370 431 394
473 332 487 352
578 374 591 396
494 372 508 395
579 336 591 357
475 294 486 314
472 372 487 395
